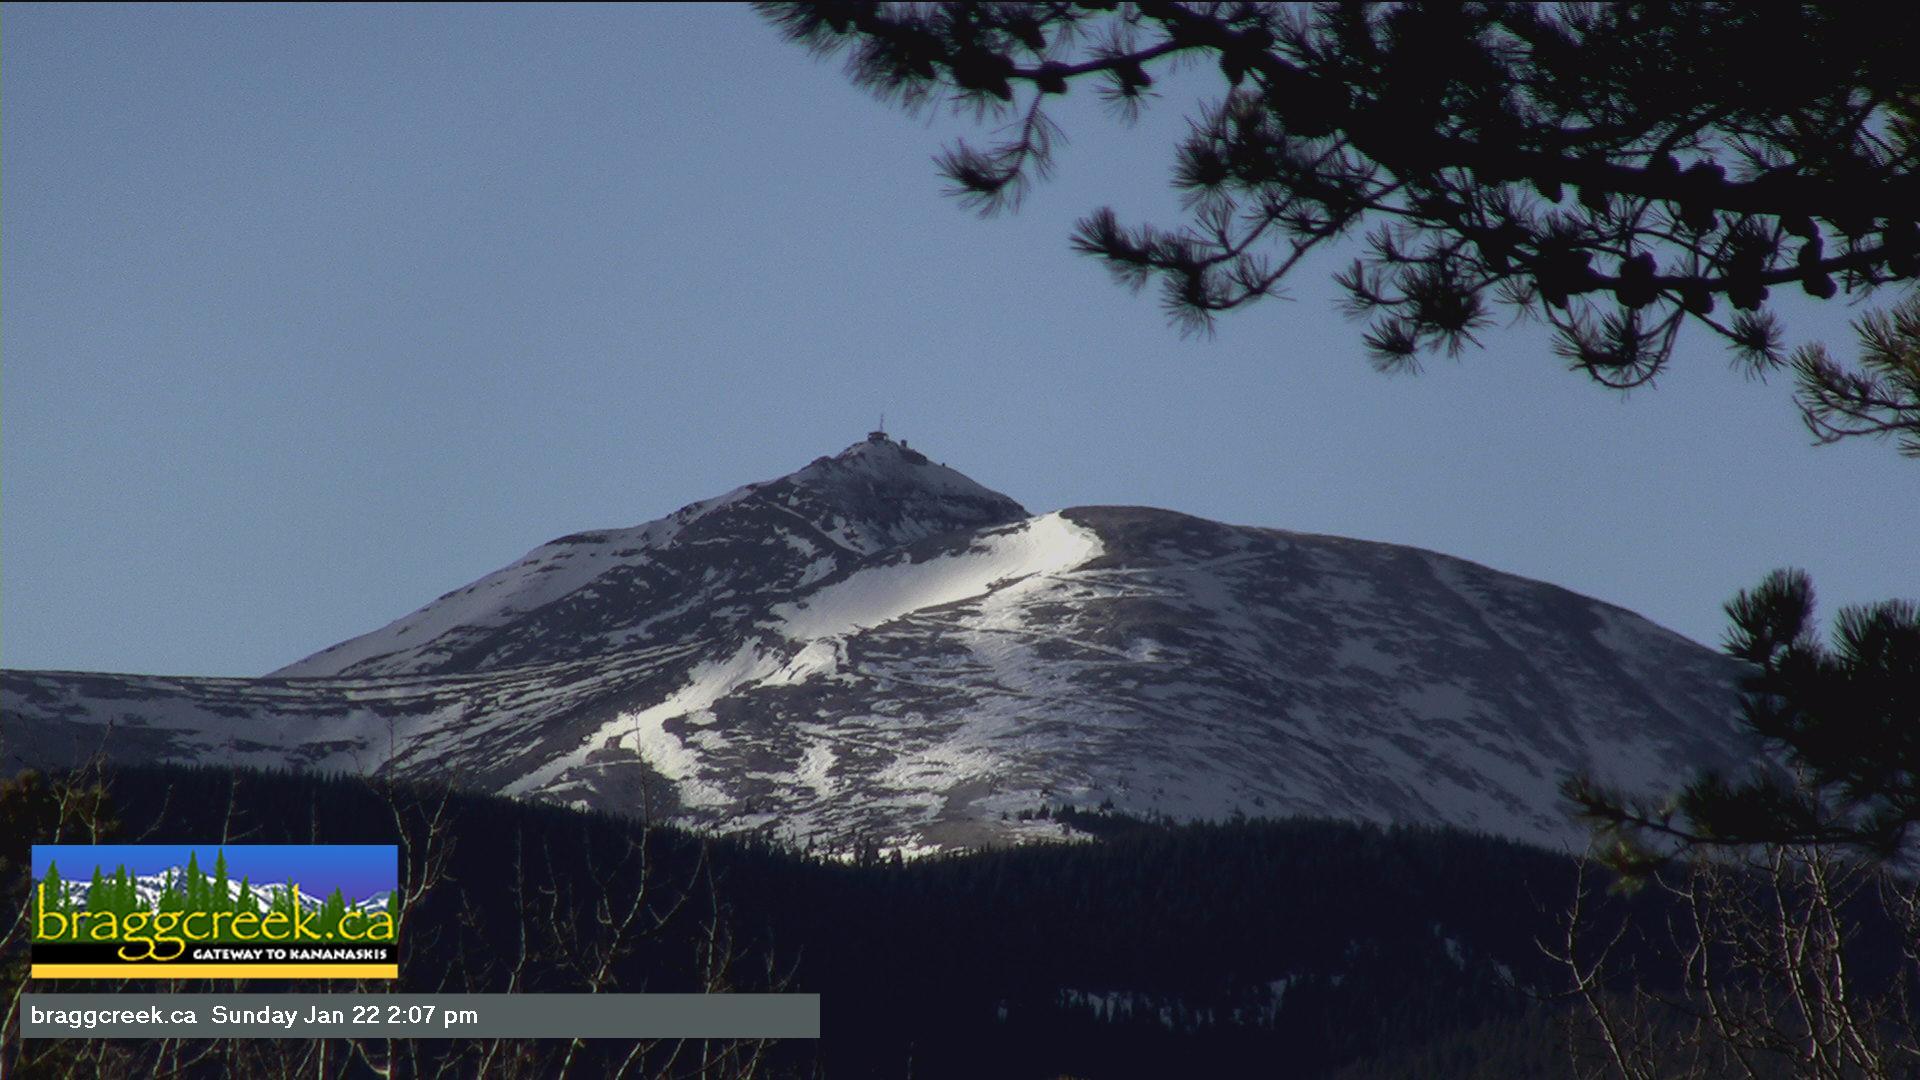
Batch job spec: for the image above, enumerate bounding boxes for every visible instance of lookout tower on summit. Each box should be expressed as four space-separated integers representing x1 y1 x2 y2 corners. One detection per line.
865 417 917 455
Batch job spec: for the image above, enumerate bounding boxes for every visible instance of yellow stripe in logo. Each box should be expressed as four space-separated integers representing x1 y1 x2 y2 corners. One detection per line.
32 964 399 979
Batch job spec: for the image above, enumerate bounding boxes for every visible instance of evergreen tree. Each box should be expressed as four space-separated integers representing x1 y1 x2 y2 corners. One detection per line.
760 2 1920 445
1569 568 1920 868
184 850 205 912
114 864 138 918
39 861 69 940
1792 292 1920 457
1560 570 1920 1076
268 884 298 927
212 849 231 914
318 887 348 940
158 869 184 914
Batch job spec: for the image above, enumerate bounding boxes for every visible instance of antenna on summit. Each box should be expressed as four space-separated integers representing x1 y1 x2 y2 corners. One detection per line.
868 413 889 443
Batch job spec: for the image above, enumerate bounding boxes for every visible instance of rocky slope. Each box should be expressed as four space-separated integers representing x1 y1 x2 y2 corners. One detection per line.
2 435 1752 854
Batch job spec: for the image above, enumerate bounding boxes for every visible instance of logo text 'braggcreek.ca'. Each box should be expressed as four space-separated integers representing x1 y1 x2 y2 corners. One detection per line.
30 845 399 979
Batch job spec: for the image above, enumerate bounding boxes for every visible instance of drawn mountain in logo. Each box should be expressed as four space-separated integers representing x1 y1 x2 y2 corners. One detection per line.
45 871 389 914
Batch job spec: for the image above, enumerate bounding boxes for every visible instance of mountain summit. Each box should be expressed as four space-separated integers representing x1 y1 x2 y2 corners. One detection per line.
274 435 1027 678
5 436 1750 854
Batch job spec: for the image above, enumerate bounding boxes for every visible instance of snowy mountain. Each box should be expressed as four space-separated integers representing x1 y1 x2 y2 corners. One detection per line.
2 435 1752 854
273 434 1026 678
44 870 390 914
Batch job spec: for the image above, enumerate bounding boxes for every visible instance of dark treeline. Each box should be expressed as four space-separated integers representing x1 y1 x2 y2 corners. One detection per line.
0 763 1726 1077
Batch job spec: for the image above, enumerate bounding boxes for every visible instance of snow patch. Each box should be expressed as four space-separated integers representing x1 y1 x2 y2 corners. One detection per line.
503 643 779 808
771 513 1102 640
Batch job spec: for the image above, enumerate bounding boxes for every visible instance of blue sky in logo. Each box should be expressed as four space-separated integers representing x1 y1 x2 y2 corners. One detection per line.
33 845 397 902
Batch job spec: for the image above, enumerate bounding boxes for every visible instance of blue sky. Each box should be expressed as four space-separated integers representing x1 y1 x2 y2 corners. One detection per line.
4 3 1915 676
33 845 397 901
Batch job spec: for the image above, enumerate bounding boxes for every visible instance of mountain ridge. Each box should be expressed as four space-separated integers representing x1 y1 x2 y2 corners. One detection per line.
44 871 392 915
272 436 1028 679
2 435 1752 855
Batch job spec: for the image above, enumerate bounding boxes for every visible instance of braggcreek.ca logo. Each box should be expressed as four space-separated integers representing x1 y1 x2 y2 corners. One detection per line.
30 845 398 979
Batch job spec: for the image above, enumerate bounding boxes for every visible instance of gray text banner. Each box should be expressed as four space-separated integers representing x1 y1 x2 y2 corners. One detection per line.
21 993 820 1040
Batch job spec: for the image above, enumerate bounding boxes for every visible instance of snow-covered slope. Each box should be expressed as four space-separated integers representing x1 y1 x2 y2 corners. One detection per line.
273 436 1026 678
3 436 1752 855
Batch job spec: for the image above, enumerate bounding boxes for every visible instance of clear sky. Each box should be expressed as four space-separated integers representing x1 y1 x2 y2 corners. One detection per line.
4 3 1915 677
